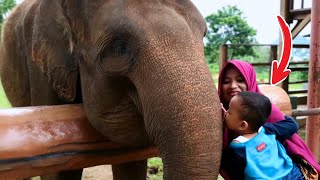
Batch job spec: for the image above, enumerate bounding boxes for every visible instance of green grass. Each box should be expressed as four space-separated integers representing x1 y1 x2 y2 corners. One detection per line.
147 157 224 180
147 157 164 180
0 80 11 108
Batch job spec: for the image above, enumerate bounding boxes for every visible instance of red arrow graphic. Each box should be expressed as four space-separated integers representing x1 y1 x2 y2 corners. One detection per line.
271 15 292 85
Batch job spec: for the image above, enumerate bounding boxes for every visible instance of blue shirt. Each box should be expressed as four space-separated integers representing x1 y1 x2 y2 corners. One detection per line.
226 116 299 180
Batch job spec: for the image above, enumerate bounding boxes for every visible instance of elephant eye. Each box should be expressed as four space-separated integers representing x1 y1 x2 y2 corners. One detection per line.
99 39 137 75
101 40 129 58
111 40 127 56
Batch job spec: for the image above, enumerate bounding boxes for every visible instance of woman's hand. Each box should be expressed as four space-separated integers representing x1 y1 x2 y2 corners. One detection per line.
221 103 227 122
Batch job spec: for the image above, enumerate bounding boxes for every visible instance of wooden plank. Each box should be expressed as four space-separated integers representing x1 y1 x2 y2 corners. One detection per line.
292 44 310 48
289 61 309 65
251 63 271 66
290 67 309 71
289 8 311 20
228 44 279 47
0 105 159 179
289 80 308 84
288 90 308 94
225 44 309 48
291 14 311 38
249 61 308 67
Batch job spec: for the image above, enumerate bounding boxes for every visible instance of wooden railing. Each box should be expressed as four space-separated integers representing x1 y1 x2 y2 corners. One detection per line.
0 85 317 179
0 105 159 179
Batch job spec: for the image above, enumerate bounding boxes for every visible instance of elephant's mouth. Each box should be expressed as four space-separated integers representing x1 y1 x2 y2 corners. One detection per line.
101 95 141 120
88 92 149 147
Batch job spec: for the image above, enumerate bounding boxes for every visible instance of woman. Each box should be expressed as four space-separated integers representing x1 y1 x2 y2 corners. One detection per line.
219 59 319 180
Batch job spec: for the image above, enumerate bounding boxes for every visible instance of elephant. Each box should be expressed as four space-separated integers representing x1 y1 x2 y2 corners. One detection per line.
0 0 222 179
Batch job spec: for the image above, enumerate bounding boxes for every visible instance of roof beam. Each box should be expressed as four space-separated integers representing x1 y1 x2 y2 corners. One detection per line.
291 14 311 38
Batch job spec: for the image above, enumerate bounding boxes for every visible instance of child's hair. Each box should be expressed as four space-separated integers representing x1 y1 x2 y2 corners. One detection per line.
237 91 272 132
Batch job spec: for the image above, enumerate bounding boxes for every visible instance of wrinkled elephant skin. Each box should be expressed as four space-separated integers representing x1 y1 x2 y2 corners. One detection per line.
0 0 222 179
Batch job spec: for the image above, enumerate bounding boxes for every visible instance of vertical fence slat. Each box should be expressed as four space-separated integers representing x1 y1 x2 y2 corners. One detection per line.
219 45 228 71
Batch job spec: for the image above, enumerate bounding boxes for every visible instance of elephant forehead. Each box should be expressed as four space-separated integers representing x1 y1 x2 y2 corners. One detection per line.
88 0 197 15
87 0 205 39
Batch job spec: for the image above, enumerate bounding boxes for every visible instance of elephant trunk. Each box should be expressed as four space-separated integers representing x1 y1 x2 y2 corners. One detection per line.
130 44 223 179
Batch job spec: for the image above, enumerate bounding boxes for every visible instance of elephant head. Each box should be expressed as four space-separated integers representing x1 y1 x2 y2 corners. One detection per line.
1 0 222 179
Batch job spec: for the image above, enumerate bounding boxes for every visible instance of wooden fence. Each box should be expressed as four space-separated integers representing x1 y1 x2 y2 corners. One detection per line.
0 85 316 179
0 105 159 179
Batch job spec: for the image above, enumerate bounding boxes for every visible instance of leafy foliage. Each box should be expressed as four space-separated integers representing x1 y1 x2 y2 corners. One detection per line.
205 6 257 64
0 0 16 29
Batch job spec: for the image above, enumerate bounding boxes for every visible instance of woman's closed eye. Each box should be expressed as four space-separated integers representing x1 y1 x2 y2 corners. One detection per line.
222 78 231 84
236 77 245 82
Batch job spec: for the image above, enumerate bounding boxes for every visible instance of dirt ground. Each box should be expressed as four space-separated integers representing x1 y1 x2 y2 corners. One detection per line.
82 165 113 180
32 165 223 180
31 166 113 180
81 165 224 180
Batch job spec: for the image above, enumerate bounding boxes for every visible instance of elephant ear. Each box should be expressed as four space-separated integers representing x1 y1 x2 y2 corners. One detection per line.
32 1 79 102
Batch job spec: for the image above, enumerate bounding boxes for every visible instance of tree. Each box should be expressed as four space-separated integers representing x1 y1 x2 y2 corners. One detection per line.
205 6 257 64
0 0 16 29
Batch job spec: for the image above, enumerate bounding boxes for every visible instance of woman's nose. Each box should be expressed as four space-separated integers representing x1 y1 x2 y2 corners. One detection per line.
230 81 238 88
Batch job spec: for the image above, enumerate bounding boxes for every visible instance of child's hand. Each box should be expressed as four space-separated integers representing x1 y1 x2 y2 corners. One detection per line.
221 103 227 121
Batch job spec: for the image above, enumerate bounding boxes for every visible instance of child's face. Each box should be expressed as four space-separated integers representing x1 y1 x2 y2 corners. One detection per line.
224 95 244 131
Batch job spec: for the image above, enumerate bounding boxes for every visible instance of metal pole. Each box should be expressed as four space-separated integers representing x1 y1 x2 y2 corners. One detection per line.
292 107 320 117
306 0 320 160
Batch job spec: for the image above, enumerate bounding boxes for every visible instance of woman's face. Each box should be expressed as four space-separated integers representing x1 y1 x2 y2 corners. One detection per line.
222 66 248 103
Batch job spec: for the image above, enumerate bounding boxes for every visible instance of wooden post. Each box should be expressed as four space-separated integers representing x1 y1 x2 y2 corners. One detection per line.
280 0 292 24
0 105 159 179
219 44 228 71
281 76 289 92
306 0 320 160
278 0 292 92
269 45 278 83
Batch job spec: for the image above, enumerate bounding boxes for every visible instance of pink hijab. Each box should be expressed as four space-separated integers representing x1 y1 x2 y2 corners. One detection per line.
218 60 320 177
